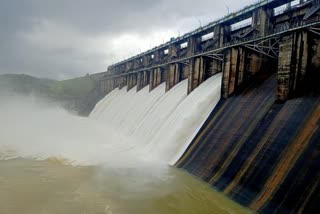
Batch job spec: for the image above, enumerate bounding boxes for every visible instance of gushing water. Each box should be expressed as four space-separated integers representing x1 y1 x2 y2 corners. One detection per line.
1 74 221 165
91 73 222 165
0 73 251 213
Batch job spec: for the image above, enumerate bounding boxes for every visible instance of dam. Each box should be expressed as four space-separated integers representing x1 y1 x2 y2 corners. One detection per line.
87 0 320 213
0 0 319 213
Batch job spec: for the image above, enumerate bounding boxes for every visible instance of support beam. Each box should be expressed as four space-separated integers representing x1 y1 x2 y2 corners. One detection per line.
222 47 248 98
119 76 127 89
187 36 199 57
187 36 202 93
166 63 181 91
149 68 164 92
126 61 133 72
127 73 138 91
142 55 151 67
154 49 164 62
164 40 186 91
137 70 150 91
188 57 206 94
214 24 230 47
277 31 308 101
133 58 142 70
169 43 179 59
252 7 273 37
222 48 237 98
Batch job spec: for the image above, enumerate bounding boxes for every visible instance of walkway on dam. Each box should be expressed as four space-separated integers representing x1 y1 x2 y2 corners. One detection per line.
104 16 320 80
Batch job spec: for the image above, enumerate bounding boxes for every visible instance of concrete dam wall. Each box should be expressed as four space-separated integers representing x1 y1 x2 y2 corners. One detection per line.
176 73 320 213
89 0 320 213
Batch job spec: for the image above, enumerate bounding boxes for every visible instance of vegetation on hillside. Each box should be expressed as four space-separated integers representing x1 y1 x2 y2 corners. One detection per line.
0 74 100 116
0 74 96 97
50 76 96 97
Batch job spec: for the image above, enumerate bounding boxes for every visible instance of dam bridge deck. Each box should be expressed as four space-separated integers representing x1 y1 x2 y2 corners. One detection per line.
96 0 320 101
102 16 320 80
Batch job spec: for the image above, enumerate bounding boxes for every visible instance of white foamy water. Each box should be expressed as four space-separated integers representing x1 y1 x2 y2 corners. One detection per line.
91 73 222 164
0 73 222 166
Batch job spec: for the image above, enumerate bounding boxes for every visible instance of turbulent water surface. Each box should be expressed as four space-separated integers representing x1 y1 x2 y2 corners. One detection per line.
0 74 251 213
0 158 250 214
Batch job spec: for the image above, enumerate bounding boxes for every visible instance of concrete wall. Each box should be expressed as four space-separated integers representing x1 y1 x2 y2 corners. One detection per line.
176 73 320 214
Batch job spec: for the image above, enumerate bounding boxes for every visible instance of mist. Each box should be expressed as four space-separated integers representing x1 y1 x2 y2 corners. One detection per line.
0 95 144 167
0 93 195 200
0 75 255 214
0 73 222 168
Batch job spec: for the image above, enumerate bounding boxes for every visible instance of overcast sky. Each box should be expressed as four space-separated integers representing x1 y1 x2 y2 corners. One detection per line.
0 0 257 80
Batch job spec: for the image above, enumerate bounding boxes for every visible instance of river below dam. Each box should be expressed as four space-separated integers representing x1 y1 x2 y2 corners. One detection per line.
0 158 250 214
0 74 250 213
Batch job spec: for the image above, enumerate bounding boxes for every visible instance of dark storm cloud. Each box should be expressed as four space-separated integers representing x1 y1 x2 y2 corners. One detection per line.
0 0 255 79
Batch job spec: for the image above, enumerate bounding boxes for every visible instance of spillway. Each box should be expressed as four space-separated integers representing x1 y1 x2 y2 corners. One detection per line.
91 73 222 165
0 73 222 166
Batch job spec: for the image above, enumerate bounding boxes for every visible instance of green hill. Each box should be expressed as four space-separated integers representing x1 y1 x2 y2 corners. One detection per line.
0 74 99 115
0 74 96 97
49 75 96 97
0 74 55 96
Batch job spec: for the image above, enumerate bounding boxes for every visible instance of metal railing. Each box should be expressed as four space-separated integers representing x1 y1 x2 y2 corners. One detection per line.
108 0 296 69
101 16 320 80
